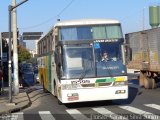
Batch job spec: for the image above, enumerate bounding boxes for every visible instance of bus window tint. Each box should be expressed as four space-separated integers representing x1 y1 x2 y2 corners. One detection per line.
77 27 92 40
106 25 123 39
59 24 123 40
92 26 107 39
95 42 122 62
60 27 92 40
60 27 77 40
62 46 95 79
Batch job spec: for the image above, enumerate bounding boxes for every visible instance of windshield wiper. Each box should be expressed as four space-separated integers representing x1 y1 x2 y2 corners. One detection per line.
79 59 93 80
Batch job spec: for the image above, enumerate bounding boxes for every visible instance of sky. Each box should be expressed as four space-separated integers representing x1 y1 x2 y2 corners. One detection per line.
0 0 160 50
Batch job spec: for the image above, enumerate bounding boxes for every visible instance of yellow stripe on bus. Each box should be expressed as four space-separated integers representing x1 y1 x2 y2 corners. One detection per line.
115 77 125 82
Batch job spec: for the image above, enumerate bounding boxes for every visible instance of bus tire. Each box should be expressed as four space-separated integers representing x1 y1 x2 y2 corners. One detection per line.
58 99 63 105
54 81 57 97
108 100 112 104
41 76 47 93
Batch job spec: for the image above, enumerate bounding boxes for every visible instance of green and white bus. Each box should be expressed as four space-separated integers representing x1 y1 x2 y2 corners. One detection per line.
37 19 128 104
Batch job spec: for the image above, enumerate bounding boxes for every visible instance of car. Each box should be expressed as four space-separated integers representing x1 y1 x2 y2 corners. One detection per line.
22 72 34 87
21 63 34 87
34 69 39 83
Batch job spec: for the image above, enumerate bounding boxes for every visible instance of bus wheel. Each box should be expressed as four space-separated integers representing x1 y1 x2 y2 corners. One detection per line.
54 81 57 97
41 76 45 92
107 100 112 104
41 76 47 93
58 99 63 105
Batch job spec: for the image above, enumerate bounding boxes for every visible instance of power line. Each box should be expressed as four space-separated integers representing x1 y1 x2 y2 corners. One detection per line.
19 0 75 30
57 0 75 17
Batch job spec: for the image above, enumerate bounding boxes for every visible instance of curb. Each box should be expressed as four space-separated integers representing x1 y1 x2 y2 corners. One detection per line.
12 92 32 113
0 93 32 115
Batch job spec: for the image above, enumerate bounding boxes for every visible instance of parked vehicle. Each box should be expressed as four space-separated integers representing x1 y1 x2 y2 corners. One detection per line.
126 27 160 89
22 72 34 87
34 68 39 83
21 63 34 87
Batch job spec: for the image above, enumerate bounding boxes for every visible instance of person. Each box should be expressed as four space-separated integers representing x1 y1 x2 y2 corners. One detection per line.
0 66 3 95
101 51 109 62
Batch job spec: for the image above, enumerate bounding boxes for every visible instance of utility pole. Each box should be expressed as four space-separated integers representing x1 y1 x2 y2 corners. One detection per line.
12 0 19 95
0 33 4 93
142 7 145 31
8 0 28 103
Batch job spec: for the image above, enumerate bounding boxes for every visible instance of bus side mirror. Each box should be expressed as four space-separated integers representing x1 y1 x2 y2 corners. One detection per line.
121 44 126 65
54 52 58 64
129 48 132 61
123 44 132 64
126 46 132 62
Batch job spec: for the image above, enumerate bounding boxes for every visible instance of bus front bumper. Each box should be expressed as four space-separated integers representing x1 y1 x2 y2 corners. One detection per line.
60 86 128 103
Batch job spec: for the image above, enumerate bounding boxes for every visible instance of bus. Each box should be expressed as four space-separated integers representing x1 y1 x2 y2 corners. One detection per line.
37 19 128 104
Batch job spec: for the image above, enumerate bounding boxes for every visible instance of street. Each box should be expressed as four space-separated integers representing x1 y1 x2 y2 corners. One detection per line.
2 74 160 120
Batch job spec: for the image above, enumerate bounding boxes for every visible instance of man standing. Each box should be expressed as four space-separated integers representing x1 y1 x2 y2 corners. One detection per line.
0 66 3 95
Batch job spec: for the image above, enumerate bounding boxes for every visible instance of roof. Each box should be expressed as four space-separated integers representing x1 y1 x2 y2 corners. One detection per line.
55 19 120 27
38 19 121 42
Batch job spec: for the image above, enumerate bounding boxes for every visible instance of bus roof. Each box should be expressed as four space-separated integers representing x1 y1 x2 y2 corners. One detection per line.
55 19 120 27
38 19 121 42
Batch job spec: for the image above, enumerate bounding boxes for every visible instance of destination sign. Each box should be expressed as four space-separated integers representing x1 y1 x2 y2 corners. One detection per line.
94 39 119 43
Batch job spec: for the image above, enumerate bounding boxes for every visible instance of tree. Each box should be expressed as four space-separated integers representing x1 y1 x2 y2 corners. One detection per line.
18 45 32 62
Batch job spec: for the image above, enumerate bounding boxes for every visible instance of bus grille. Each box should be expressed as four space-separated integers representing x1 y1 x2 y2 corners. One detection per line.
81 82 112 87
98 82 112 86
81 83 95 87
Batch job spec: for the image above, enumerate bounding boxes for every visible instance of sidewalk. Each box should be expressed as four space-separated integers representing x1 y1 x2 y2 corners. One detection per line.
0 87 31 115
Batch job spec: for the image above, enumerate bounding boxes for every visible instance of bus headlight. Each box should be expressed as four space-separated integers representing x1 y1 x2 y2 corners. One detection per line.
115 90 126 94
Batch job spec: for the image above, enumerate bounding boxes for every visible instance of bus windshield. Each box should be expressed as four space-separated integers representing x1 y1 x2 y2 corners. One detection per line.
61 41 126 79
62 44 95 79
94 41 126 77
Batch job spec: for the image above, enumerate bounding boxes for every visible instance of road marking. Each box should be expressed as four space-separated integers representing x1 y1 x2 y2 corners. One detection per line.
66 109 90 120
119 106 159 120
39 111 55 120
145 104 160 110
12 112 24 120
92 107 128 120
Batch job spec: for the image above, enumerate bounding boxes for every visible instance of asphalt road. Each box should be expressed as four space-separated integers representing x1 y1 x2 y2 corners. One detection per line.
4 74 160 120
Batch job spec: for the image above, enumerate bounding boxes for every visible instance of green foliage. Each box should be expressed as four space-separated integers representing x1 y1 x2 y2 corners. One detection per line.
18 45 32 62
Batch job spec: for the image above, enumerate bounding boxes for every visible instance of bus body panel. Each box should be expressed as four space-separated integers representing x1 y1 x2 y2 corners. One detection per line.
61 86 128 103
38 55 54 93
58 76 128 103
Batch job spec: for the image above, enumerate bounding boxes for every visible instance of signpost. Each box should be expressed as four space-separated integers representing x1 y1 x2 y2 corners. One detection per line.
22 32 43 40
